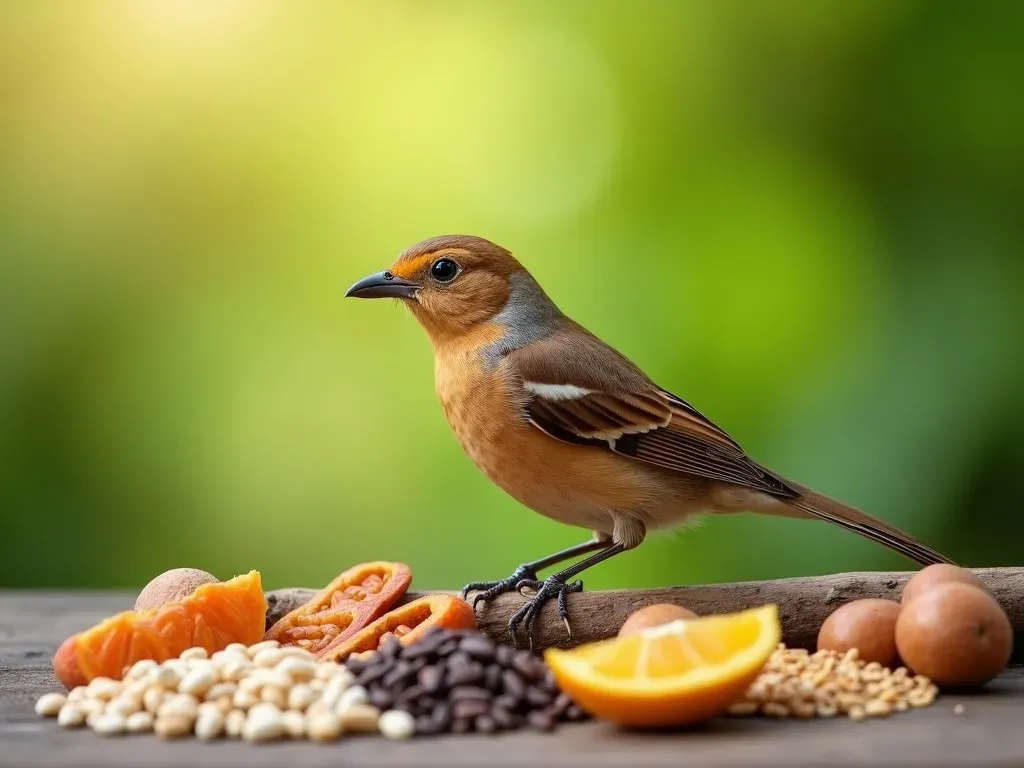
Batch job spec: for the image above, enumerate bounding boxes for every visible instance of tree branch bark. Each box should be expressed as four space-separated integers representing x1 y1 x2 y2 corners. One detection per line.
266 567 1023 658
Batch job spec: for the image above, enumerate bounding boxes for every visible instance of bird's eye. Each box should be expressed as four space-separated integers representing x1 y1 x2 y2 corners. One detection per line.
430 257 460 283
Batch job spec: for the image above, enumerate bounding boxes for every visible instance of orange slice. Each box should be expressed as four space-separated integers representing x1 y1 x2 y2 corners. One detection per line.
544 604 780 727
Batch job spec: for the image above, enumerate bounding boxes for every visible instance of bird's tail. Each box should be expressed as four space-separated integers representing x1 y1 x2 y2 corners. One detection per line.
780 480 956 567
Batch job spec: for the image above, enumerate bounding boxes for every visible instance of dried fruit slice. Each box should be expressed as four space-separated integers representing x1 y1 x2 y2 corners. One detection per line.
264 562 412 654
544 604 780 727
318 594 477 662
53 570 267 690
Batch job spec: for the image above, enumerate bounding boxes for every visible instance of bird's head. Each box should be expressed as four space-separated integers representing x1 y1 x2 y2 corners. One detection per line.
346 235 556 345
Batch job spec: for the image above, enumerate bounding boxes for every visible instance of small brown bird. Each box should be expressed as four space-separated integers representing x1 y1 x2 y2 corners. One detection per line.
346 235 955 643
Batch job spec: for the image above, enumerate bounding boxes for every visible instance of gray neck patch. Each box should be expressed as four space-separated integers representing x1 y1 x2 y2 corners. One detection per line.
479 270 561 370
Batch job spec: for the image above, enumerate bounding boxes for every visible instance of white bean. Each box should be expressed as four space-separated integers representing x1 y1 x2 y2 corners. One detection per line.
34 693 66 717
378 709 415 740
87 677 122 700
225 709 246 738
283 709 306 739
151 665 183 689
338 704 381 733
179 647 209 661
66 686 88 703
125 711 154 733
253 648 283 668
242 703 285 742
221 659 253 683
158 693 198 720
80 699 105 717
287 684 316 712
307 709 341 742
143 686 168 713
232 689 259 711
154 714 193 739
245 640 280 659
225 642 250 655
337 685 368 713
57 704 86 728
107 695 142 718
90 713 126 736
195 708 225 740
261 685 287 710
179 665 217 697
205 682 238 701
126 659 158 681
321 676 352 709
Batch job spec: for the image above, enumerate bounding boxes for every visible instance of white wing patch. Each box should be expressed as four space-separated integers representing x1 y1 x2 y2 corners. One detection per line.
523 382 594 401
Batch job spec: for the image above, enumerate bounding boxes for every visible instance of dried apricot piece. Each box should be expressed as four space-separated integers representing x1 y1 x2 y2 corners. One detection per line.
53 570 267 690
318 594 477 663
264 561 412 654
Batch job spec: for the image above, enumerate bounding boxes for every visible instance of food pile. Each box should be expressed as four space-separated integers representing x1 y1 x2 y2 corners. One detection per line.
32 559 1012 739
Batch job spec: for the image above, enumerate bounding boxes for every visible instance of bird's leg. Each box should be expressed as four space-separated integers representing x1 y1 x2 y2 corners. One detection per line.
508 543 626 647
460 537 608 611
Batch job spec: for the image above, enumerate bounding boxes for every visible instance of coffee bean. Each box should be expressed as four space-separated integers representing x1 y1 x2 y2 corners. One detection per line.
493 693 520 713
475 714 497 733
490 704 515 730
382 660 418 688
501 669 525 701
403 630 446 660
415 714 442 735
495 643 513 668
431 701 452 730
525 687 552 708
369 688 394 710
511 654 544 682
459 633 496 662
418 665 443 694
357 662 389 687
380 634 403 659
447 661 484 687
452 699 489 720
484 664 502 692
551 692 573 717
527 710 555 732
451 716 473 734
450 686 491 703
436 638 461 657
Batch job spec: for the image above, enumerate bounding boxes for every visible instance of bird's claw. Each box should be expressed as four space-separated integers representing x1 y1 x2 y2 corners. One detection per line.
460 564 540 612
507 576 583 649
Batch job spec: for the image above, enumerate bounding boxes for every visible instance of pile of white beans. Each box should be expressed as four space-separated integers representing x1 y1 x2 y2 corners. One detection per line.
33 640 415 742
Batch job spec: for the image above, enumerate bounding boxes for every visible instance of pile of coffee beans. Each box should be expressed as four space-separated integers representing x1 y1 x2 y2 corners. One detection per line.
343 628 587 735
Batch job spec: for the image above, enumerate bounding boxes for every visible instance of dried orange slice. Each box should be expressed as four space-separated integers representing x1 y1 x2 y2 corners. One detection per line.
544 604 780 727
53 570 267 689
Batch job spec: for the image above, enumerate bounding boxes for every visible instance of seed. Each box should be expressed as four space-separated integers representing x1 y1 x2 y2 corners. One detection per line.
337 685 369 712
205 682 238 701
125 711 154 733
253 648 283 668
126 659 159 681
278 657 317 683
35 693 66 717
225 643 250 655
155 714 193 739
261 685 288 710
180 647 209 661
865 700 892 717
143 687 168 713
90 713 126 736
221 659 253 683
379 709 415 740
66 686 87 703
307 710 341 742
88 677 122 701
246 640 281 658
763 703 790 718
195 708 225 740
849 705 867 721
57 704 86 728
152 666 183 689
158 693 199 720
283 710 306 739
233 689 260 711
179 666 217 697
288 684 316 712
225 709 246 738
107 695 142 718
243 703 285 742
338 703 381 733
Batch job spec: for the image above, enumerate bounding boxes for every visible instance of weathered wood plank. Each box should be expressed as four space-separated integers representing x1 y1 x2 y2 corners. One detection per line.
2 592 1022 768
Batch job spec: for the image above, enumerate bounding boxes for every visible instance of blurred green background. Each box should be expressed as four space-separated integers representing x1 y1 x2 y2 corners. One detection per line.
2 1 1022 595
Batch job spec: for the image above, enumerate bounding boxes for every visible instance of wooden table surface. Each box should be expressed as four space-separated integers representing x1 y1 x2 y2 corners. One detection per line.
2 591 1022 767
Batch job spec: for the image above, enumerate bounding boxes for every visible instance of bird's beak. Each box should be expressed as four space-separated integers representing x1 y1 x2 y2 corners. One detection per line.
344 270 421 300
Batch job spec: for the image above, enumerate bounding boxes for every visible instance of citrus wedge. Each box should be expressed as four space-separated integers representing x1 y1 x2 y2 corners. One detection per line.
544 603 780 727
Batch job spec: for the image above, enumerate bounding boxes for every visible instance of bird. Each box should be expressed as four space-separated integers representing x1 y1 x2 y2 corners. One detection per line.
345 234 956 644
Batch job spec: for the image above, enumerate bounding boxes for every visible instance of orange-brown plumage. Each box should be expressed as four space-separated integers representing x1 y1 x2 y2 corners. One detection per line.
346 234 955 642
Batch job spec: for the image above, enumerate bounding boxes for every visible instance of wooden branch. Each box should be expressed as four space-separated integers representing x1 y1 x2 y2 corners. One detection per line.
266 567 1024 658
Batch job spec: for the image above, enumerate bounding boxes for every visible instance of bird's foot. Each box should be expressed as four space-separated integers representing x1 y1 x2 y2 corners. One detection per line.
507 575 583 649
460 564 540 612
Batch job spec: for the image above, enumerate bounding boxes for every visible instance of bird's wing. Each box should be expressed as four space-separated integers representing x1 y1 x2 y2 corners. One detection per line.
506 326 797 497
